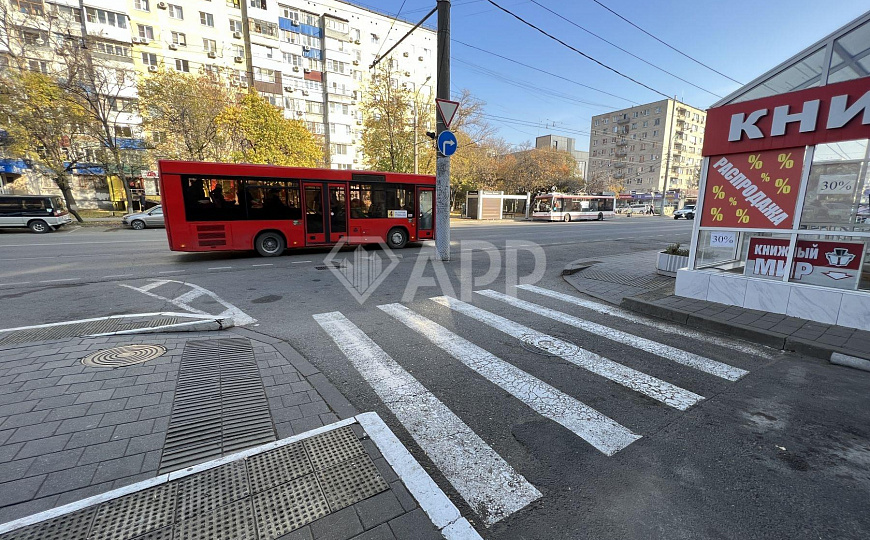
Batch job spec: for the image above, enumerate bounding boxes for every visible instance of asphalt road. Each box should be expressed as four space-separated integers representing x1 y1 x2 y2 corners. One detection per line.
1 217 869 540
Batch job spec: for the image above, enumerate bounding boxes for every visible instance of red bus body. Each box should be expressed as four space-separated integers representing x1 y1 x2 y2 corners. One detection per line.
157 160 436 254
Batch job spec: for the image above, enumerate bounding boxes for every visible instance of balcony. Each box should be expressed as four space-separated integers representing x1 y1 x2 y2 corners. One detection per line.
617 116 629 124
614 161 626 168
616 138 628 146
613 171 625 179
615 149 627 157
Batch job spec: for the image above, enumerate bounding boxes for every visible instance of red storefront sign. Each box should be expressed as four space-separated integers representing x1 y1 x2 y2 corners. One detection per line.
745 237 866 290
703 77 870 156
700 147 804 229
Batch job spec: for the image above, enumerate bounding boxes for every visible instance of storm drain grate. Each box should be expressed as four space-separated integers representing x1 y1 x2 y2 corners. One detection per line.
175 461 250 521
173 497 257 540
579 268 674 289
246 442 312 494
0 317 180 346
89 483 177 540
158 338 276 474
318 454 390 512
0 508 96 540
82 345 167 368
303 425 364 471
252 474 330 540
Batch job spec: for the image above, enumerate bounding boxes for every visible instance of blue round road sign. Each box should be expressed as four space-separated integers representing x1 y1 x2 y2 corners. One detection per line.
437 131 458 157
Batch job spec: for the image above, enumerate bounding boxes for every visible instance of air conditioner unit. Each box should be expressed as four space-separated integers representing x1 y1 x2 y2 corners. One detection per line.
354 39 360 45
296 111 304 116
239 82 248 88
207 51 217 59
233 31 242 39
418 56 423 61
352 60 358 65
350 100 356 105
234 56 243 63
168 43 178 50
291 20 300 26
353 159 358 164
284 86 294 92
303 68 310 73
148 65 158 72
292 66 300 72
302 90 309 96
356 120 362 125
404 71 410 77
157 2 167 9
131 37 140 44
302 46 310 52
351 140 356 145
139 39 150 45
402 52 408 57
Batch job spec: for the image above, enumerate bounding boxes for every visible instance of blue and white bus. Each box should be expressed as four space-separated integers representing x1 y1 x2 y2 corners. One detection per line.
532 193 616 222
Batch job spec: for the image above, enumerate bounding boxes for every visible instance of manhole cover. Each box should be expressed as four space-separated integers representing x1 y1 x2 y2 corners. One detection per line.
82 345 167 368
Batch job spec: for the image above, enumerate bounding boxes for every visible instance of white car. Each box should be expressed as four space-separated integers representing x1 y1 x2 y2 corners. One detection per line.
673 205 696 219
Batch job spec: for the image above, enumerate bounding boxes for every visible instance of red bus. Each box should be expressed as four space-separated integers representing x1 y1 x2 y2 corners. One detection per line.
157 161 436 256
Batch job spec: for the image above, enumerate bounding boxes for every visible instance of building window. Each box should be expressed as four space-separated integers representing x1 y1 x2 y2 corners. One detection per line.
141 52 158 66
250 0 267 8
200 12 214 27
175 59 189 72
138 25 154 40
171 32 186 46
370 33 380 45
226 0 240 8
654 118 660 126
12 0 44 16
86 7 127 29
306 101 323 114
250 18 278 38
254 67 275 83
114 126 133 138
96 42 130 57
203 38 216 52
27 59 49 73
230 19 243 33
133 0 149 11
232 45 244 57
54 5 82 22
168 4 183 19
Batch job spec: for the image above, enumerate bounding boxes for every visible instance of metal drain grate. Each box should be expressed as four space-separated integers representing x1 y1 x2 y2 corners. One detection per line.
0 317 180 346
82 345 167 368
246 442 312 494
303 426 364 471
173 498 257 540
175 461 250 521
89 483 177 540
158 339 276 474
579 269 673 289
0 508 96 540
252 474 330 540
318 454 389 512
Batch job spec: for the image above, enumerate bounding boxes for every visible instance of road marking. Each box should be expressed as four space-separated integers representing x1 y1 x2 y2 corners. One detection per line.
291 260 312 264
208 266 233 270
379 303 640 455
158 270 185 274
101 274 134 279
313 311 541 526
121 279 256 326
38 278 75 283
432 296 704 411
482 290 749 381
0 281 32 287
251 264 273 267
517 285 776 359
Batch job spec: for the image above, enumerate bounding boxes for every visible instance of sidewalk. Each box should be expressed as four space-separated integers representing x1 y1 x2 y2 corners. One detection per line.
0 324 474 539
562 248 870 365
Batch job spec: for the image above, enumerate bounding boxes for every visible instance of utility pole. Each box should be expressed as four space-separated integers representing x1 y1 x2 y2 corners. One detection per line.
435 0 451 261
660 98 677 216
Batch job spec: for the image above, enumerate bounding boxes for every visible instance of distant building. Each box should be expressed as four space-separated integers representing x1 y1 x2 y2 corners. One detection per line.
535 134 588 181
587 99 706 199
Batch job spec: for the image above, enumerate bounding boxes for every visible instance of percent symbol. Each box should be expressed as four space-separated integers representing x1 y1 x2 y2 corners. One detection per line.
748 154 763 169
736 209 750 224
728 197 737 206
761 172 770 182
778 153 794 169
775 177 791 194
712 185 725 199
710 207 723 222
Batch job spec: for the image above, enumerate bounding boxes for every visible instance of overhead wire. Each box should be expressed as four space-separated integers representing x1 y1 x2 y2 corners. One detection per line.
373 0 410 61
590 0 744 85
484 0 673 100
528 0 723 98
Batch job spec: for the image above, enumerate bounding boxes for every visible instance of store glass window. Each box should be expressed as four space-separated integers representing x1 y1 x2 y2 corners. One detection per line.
730 48 825 103
827 20 870 84
800 140 869 232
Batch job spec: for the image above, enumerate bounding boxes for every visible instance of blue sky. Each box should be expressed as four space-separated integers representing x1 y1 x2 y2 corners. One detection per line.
363 0 869 150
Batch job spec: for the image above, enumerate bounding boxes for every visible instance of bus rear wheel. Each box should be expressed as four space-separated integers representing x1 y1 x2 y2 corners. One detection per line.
386 227 408 249
597 212 604 221
255 231 285 257
563 214 571 222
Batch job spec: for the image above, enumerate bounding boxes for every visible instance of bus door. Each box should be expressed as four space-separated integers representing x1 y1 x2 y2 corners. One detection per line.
302 183 327 244
328 183 347 243
417 187 434 239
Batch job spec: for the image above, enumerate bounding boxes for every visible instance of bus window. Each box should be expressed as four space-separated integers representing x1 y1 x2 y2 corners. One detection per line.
245 180 301 220
350 183 413 218
183 177 242 221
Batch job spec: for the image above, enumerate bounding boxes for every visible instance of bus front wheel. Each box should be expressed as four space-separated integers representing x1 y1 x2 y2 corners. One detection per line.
563 214 571 222
597 212 604 221
255 231 286 257
386 227 408 249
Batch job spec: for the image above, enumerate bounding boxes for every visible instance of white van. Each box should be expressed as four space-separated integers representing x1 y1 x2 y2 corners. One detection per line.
0 195 73 233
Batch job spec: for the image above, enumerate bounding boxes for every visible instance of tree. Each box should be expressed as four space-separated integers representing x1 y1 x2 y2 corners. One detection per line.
360 62 434 173
139 70 232 161
217 91 321 167
0 70 89 222
501 147 579 194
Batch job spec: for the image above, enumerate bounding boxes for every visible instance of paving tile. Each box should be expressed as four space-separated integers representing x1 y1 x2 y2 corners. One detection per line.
350 523 397 540
112 419 155 440
311 506 364 540
0 456 36 480
125 433 165 455
388 482 417 513
66 426 117 449
371 458 399 484
44 403 93 422
76 440 129 465
64 381 104 394
86 398 130 416
26 448 85 476
354 490 405 530
138 403 173 421
73 389 117 405
57 373 95 385
273 405 303 423
54 480 114 506
126 393 162 409
0 442 23 462
56 415 104 435
111 385 149 399
300 401 331 418
282 392 313 407
816 334 848 347
99 408 140 427
290 416 324 434
0 409 50 430
92 453 146 484
36 464 98 497
15 433 73 459
387 509 441 540
31 394 79 411
0 494 59 525
0 399 37 417
277 525 314 540
0 475 47 507
7 421 61 444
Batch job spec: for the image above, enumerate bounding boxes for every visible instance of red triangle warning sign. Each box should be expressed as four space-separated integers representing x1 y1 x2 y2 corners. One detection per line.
435 98 459 129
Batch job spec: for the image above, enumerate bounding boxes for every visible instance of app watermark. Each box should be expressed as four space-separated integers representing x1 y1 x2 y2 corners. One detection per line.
324 239 547 304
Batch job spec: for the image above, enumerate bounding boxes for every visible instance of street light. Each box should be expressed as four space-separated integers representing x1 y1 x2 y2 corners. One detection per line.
412 75 432 175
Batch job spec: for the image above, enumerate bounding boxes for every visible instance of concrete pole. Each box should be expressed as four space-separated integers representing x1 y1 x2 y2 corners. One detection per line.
435 0 451 261
660 99 677 216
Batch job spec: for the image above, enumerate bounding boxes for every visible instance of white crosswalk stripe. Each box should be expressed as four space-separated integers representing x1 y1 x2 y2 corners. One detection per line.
431 296 705 411
477 290 748 382
313 311 541 527
517 284 776 360
378 303 641 456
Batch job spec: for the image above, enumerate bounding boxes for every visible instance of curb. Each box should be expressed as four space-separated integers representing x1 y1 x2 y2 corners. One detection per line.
620 296 870 365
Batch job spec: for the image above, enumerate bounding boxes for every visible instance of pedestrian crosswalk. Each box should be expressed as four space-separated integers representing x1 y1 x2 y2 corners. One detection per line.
313 286 769 528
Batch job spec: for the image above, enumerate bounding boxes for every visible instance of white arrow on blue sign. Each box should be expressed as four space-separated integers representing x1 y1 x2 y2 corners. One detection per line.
437 130 458 157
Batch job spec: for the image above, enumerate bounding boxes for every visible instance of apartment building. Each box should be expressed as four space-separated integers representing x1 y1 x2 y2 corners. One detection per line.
535 134 588 181
587 99 706 198
0 0 437 203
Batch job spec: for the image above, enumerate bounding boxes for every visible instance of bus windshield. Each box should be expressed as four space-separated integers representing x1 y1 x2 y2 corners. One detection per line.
534 197 553 212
